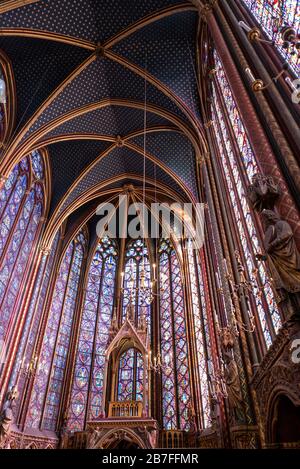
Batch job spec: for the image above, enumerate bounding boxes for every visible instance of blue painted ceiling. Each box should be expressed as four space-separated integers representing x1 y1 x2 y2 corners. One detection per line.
0 0 202 216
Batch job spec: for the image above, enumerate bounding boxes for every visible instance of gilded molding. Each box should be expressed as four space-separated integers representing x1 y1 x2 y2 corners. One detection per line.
0 28 95 50
1 100 201 177
0 0 38 15
42 174 187 249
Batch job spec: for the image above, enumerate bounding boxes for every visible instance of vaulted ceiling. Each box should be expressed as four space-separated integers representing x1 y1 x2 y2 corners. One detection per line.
0 0 205 230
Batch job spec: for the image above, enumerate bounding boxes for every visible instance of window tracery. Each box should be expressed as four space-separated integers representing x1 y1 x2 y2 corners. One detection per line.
242 0 299 75
210 51 282 348
67 237 117 431
122 238 151 328
187 239 212 428
117 348 144 402
26 230 87 430
0 153 45 344
159 239 191 430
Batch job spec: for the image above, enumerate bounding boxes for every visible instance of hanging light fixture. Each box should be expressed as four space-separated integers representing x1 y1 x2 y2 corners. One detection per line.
139 51 148 297
120 57 155 308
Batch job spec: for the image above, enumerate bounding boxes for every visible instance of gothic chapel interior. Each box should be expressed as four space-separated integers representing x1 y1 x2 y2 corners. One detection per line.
0 0 300 450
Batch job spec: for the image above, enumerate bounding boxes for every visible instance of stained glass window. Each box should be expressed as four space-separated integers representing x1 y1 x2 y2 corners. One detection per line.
122 238 151 328
0 153 45 344
242 0 300 75
210 51 282 349
31 150 44 180
117 348 144 402
8 233 60 416
186 239 212 428
26 230 87 430
0 66 6 141
67 237 117 431
159 239 191 431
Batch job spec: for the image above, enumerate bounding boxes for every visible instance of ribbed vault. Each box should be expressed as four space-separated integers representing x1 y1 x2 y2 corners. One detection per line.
0 0 206 238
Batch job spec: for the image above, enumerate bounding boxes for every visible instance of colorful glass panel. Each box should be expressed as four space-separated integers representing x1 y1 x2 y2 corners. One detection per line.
9 233 60 414
242 0 299 75
26 231 86 430
89 244 116 420
122 239 151 328
159 239 191 430
42 234 86 431
0 152 45 344
0 172 27 254
211 52 282 347
0 166 19 219
0 185 43 340
0 66 6 139
31 150 44 180
67 237 117 430
117 348 144 402
187 240 211 428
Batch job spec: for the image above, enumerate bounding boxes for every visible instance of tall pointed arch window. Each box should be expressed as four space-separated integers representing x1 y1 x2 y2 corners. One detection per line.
0 152 45 344
210 51 281 349
0 65 6 141
117 348 144 402
67 237 117 431
8 232 60 415
186 239 212 429
159 239 191 431
122 238 151 328
26 230 87 430
241 0 299 75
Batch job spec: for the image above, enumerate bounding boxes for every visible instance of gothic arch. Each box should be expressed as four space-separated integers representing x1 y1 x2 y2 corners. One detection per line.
25 442 38 449
0 99 202 178
0 2 205 173
41 175 190 249
266 388 300 446
88 427 148 449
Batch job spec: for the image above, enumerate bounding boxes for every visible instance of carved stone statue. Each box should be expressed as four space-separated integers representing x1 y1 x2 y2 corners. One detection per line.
126 297 135 322
219 326 235 351
59 412 70 448
148 427 158 448
248 173 300 321
110 308 118 332
223 352 244 422
0 385 18 447
138 309 147 332
87 428 101 449
247 174 281 212
137 424 158 448
261 210 300 295
187 403 197 433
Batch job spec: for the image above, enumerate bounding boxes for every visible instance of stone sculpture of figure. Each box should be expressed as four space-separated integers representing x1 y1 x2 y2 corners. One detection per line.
58 411 70 448
247 173 281 212
219 326 235 351
126 297 135 322
262 210 300 294
223 352 244 422
148 427 158 448
87 428 101 449
138 308 147 332
110 308 118 332
0 385 18 446
187 404 197 433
